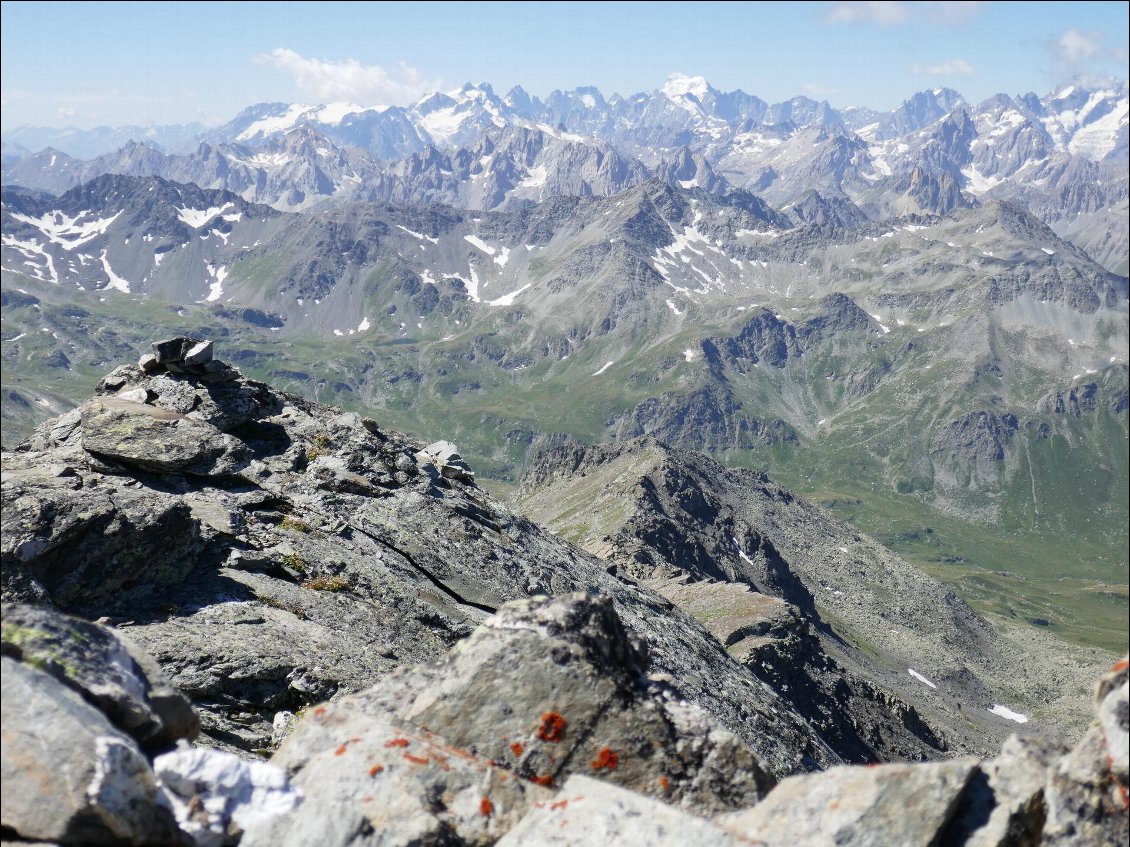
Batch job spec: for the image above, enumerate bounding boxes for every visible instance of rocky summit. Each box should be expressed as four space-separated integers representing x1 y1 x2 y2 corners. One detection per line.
1 341 1127 846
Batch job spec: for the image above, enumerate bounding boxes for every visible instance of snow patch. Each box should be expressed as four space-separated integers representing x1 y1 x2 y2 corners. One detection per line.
908 669 937 689
518 165 548 189
592 361 614 376
988 704 1028 724
683 348 697 362
204 264 228 302
396 225 438 244
155 745 302 847
665 298 683 315
99 250 130 293
178 203 234 229
11 209 121 250
488 283 530 306
463 234 496 256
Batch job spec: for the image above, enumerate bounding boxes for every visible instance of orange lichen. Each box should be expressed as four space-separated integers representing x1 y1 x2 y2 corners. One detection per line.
510 742 525 757
384 738 410 748
1113 658 1129 673
537 712 567 743
530 773 557 787
551 799 569 811
403 753 429 765
313 706 327 717
368 764 384 777
658 775 670 792
480 797 494 817
590 747 619 771
334 744 349 757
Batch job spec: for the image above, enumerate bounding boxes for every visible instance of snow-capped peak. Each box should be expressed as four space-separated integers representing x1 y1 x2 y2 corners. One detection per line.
662 73 712 102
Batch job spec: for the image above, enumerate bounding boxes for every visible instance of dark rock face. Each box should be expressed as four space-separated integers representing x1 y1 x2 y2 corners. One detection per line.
609 385 798 451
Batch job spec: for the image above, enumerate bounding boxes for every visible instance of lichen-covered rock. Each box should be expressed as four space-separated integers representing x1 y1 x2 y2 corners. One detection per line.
242 710 549 847
338 594 774 815
718 758 979 847
1096 656 1128 782
496 775 747 846
80 398 251 476
1 604 198 751
0 657 182 846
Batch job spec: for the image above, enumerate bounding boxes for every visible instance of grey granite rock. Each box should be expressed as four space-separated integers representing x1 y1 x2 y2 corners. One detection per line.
718 758 979 847
331 594 774 815
1 604 198 751
243 708 550 847
0 657 182 845
496 775 747 847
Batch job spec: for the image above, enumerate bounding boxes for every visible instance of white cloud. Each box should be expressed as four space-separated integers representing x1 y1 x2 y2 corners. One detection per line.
255 48 440 105
1058 29 1101 63
826 2 908 25
56 105 76 119
911 59 975 76
802 83 839 96
826 1 983 26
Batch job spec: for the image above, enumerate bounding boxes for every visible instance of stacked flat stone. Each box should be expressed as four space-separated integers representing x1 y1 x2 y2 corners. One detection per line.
137 337 240 383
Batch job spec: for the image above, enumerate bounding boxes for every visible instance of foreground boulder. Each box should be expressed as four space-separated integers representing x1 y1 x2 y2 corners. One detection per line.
496 775 747 846
241 593 774 846
2 603 198 751
0 657 183 845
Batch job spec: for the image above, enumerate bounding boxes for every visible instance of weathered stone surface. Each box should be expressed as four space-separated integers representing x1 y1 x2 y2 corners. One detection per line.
243 709 549 847
496 775 747 846
0 348 840 768
940 735 1065 847
1042 724 1130 846
183 340 214 366
718 758 978 846
1 604 198 751
80 398 251 475
1097 657 1128 782
1040 655 1130 847
152 336 198 365
154 745 301 847
345 594 774 815
0 657 182 845
415 439 475 482
0 461 204 611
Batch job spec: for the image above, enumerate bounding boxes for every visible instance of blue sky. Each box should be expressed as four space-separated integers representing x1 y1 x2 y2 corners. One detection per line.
2 1 1127 128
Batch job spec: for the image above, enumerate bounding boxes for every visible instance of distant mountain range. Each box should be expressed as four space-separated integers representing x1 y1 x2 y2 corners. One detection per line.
4 78 1127 272
2 77 1127 650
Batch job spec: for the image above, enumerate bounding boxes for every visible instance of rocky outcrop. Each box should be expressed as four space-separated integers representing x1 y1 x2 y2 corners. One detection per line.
514 438 1104 761
1 342 837 775
1 603 198 751
0 605 201 845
